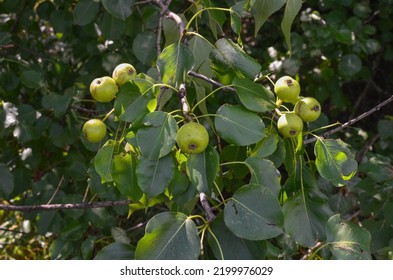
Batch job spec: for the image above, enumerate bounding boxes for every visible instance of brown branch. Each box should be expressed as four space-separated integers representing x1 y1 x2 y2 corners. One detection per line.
0 200 132 212
199 193 215 222
304 94 393 145
153 0 185 38
188 71 236 93
178 83 193 121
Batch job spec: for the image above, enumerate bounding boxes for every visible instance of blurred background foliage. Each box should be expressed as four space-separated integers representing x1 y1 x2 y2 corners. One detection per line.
1 0 392 259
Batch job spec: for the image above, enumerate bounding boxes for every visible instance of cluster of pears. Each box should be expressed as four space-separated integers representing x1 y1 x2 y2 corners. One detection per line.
274 76 321 138
82 62 209 154
82 63 137 143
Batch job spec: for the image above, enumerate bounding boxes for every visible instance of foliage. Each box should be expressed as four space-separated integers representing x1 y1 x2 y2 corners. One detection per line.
1 0 393 260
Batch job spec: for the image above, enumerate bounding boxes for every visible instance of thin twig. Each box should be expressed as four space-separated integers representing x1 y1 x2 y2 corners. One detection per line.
304 94 393 145
300 241 322 260
46 176 64 205
188 71 236 93
0 200 132 212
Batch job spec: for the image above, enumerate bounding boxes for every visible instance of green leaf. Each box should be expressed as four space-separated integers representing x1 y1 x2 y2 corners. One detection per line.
117 82 152 123
314 139 358 186
208 213 267 260
186 145 219 195
136 154 175 198
326 214 371 260
136 111 178 160
189 36 213 71
99 12 126 40
215 104 265 146
338 54 362 77
20 70 44 89
281 0 302 53
94 140 117 183
362 219 393 253
332 28 354 45
233 77 276 113
112 152 142 200
210 38 261 80
132 31 157 65
135 212 200 259
250 0 286 36
283 190 333 247
0 163 14 198
283 161 333 247
230 11 242 45
201 0 226 38
102 0 135 20
157 43 194 87
251 129 279 157
41 93 72 118
245 157 281 197
94 242 135 260
224 184 284 240
73 0 99 26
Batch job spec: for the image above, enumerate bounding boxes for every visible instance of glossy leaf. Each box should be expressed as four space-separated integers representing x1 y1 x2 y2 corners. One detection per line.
186 145 219 195
281 0 303 53
251 129 279 157
136 154 175 198
136 111 178 159
208 213 267 260
245 157 281 197
314 139 358 186
233 77 276 113
102 0 135 20
73 0 99 26
94 140 117 183
189 36 213 71
132 31 157 65
283 189 333 247
230 11 242 45
135 212 200 259
224 184 284 240
210 38 261 80
326 214 371 260
94 242 135 260
157 43 194 87
112 152 142 200
215 104 265 146
118 84 153 124
250 0 286 36
283 162 333 247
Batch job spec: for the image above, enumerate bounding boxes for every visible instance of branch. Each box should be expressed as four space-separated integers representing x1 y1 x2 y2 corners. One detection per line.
304 94 393 145
178 83 193 121
188 70 236 93
0 200 132 212
153 0 185 38
199 193 215 222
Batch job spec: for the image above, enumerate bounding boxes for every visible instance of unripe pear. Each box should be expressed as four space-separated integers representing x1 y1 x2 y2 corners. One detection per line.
90 76 118 102
294 97 321 122
274 76 301 103
112 63 137 86
277 113 303 138
176 122 209 154
82 119 107 143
